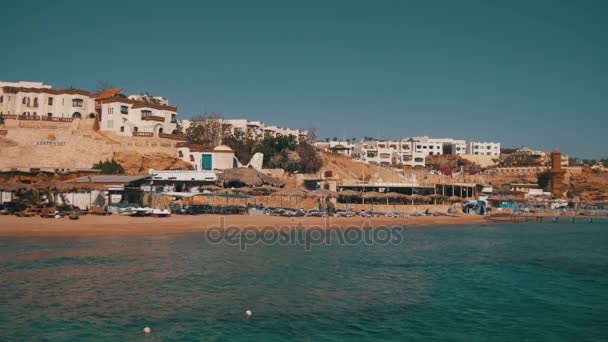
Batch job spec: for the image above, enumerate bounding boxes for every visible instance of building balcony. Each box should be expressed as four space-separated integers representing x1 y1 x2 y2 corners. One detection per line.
40 117 74 123
159 133 187 141
141 115 165 122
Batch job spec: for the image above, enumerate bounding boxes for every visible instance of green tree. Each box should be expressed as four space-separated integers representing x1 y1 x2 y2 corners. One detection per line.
93 159 125 174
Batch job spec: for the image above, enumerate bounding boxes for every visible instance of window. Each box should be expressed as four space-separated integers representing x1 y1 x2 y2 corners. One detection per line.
22 97 27 104
48 97 53 105
107 120 113 129
33 98 38 107
108 107 113 114
120 126 125 132
141 110 152 117
47 113 52 117
120 105 128 114
0 95 3 103
72 99 83 107
170 114 177 123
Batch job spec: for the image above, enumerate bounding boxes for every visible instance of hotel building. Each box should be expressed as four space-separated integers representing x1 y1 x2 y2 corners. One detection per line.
0 81 179 138
0 81 95 120
465 141 501 156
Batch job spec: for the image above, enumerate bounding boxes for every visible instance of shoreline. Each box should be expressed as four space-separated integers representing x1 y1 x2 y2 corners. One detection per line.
0 214 492 237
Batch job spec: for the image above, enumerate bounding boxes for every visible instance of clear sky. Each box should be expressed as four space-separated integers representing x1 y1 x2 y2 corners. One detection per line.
1 0 606 158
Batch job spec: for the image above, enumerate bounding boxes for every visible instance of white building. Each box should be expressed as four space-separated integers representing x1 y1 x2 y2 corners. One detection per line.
351 139 425 167
409 136 467 156
0 81 180 138
177 144 264 171
466 141 501 156
0 82 95 119
98 95 178 137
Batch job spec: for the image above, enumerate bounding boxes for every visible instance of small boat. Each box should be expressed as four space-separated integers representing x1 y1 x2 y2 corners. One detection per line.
151 209 171 218
40 208 61 218
131 207 153 217
68 212 80 220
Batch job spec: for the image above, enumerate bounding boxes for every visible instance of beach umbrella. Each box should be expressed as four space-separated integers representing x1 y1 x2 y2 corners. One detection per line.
219 168 284 188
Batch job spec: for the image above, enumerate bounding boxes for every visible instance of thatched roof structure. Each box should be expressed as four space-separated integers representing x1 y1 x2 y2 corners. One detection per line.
0 180 34 192
219 168 284 188
274 188 311 197
311 189 337 198
338 190 362 197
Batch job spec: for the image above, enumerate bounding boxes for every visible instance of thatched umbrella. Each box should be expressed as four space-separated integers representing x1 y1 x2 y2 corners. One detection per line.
219 168 284 188
311 189 337 198
448 196 464 203
251 185 282 196
361 192 383 199
272 188 311 209
338 190 361 198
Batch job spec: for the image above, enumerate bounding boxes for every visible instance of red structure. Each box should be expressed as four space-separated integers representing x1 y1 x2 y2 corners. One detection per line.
548 149 566 198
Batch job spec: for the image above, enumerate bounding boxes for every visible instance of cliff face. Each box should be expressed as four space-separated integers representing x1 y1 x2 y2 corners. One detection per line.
112 151 193 174
568 173 608 202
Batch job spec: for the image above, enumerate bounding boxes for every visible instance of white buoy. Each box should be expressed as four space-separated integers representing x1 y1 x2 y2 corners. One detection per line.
244 310 252 318
142 327 151 334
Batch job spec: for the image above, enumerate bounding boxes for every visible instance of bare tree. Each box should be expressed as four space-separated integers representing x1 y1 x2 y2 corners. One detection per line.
306 127 318 142
185 114 226 146
96 80 113 93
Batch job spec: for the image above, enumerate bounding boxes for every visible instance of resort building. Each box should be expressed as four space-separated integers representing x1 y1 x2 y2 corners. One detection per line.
97 91 178 137
0 82 95 120
408 136 468 156
466 141 501 156
351 139 426 167
0 80 180 138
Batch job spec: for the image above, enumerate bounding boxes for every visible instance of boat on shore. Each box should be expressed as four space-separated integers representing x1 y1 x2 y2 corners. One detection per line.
131 208 153 217
151 209 171 218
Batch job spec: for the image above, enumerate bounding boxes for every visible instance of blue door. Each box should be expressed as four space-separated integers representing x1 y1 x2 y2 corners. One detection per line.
202 154 212 170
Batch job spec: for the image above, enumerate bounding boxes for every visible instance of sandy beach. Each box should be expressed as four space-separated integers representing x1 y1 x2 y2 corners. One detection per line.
0 214 491 237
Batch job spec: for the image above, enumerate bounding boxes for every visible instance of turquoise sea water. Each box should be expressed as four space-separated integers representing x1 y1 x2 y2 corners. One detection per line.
1 223 608 341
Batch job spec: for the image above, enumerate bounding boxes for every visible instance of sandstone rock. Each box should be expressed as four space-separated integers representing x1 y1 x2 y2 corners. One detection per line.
112 151 193 174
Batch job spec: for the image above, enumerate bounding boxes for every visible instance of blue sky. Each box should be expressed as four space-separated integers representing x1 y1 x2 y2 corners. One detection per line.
1 0 606 158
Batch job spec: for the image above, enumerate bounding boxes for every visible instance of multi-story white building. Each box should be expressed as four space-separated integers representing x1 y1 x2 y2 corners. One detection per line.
98 94 178 137
409 136 467 156
181 118 308 142
0 81 180 138
0 82 95 120
352 139 426 167
466 141 501 156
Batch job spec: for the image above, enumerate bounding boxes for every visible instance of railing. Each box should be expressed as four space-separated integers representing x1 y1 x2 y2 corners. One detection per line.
159 133 187 141
40 117 74 123
141 115 165 122
1 114 17 120
133 131 154 137
18 115 41 121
